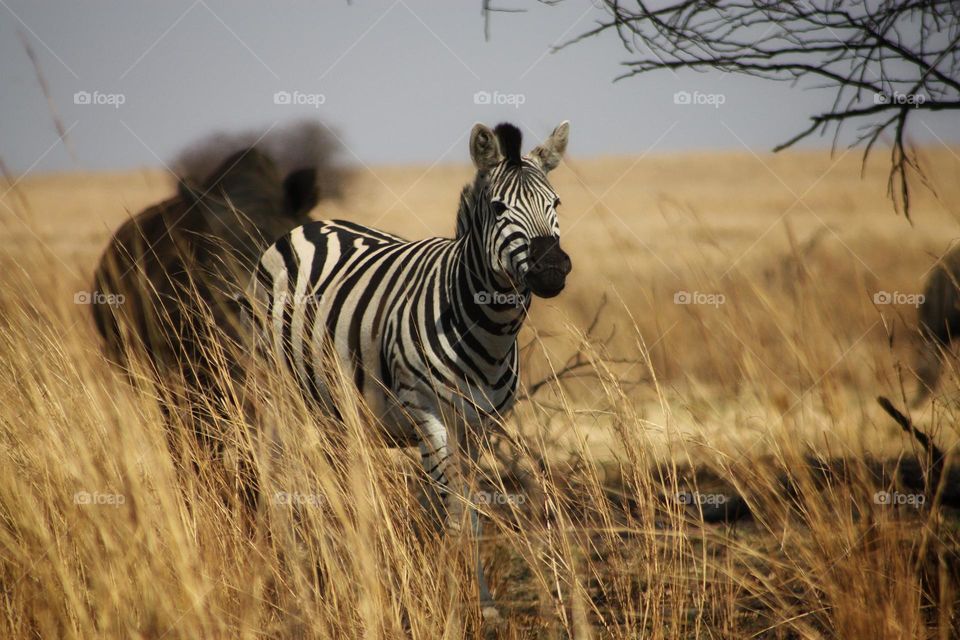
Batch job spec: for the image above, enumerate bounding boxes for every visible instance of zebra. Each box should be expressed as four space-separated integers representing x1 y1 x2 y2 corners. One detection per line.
248 121 572 619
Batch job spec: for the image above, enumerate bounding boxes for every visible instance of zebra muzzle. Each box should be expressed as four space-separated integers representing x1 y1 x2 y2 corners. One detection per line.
526 236 572 298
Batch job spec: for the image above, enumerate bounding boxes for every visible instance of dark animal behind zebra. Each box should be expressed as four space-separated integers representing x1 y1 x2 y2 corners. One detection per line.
92 135 334 418
250 120 572 620
173 120 345 203
915 242 960 405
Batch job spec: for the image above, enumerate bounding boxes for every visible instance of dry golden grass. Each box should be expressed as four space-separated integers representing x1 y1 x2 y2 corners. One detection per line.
3 147 960 638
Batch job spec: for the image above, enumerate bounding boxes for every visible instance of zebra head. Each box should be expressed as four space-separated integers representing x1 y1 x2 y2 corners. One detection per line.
467 121 572 298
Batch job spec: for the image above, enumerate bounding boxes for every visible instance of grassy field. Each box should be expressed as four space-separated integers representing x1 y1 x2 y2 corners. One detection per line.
3 147 960 638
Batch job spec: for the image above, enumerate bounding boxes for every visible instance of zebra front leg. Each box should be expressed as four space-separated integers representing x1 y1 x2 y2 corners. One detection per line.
470 495 501 622
411 408 464 533
460 421 501 622
410 408 500 621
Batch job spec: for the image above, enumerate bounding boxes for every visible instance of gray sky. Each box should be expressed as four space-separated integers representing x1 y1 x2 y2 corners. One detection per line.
2 0 958 174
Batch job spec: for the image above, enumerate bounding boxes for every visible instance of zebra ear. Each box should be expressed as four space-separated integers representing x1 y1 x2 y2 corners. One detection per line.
469 123 502 171
529 120 569 173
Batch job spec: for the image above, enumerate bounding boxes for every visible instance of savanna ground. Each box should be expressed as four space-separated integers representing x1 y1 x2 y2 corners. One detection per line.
3 146 960 638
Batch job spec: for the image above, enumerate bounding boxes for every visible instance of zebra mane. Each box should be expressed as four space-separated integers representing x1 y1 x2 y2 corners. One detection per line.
455 183 475 238
493 123 522 166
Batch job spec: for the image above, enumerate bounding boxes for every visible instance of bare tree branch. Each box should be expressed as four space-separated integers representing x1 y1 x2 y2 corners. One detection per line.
557 0 960 220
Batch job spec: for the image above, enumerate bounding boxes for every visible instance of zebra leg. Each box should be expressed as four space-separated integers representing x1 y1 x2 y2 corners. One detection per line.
411 409 464 532
411 409 501 620
471 501 500 621
463 421 500 622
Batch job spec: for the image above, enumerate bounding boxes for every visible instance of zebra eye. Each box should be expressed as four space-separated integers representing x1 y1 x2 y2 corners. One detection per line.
553 197 561 208
491 201 508 215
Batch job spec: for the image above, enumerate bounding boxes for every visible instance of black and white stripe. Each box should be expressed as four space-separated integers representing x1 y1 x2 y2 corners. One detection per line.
247 121 571 616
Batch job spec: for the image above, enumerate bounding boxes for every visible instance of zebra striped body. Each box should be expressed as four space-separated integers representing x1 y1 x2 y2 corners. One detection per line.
254 216 528 441
248 121 571 618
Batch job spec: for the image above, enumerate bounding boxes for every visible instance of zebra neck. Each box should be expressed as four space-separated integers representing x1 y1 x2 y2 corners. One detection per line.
450 235 529 361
